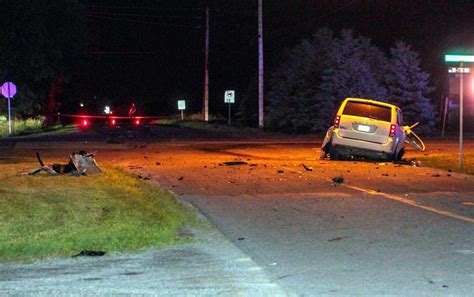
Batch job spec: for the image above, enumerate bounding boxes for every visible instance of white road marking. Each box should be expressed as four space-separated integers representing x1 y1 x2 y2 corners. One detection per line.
340 183 474 224
277 166 473 223
456 250 474 255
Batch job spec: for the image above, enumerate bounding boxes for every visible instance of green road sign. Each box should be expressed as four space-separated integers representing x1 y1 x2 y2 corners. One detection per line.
445 55 474 63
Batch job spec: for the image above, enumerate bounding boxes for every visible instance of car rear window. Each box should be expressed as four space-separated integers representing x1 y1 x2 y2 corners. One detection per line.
342 101 392 122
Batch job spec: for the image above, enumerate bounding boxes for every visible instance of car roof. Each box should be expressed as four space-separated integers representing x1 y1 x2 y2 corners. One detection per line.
343 97 400 109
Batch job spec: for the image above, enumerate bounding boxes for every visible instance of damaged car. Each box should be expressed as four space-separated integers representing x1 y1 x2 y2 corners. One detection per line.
321 97 425 161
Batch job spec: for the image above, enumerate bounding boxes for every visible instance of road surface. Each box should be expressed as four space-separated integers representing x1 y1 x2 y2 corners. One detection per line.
2 124 473 296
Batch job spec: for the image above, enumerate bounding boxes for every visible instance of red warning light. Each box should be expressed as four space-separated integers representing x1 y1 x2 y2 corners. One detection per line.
134 119 140 126
82 119 89 127
111 119 116 126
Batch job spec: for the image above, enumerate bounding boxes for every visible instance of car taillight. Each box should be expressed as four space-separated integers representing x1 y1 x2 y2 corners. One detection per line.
333 115 341 128
389 124 397 137
82 119 89 127
110 119 116 126
134 119 140 126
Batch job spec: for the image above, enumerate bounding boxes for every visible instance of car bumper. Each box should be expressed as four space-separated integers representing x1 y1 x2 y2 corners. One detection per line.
331 130 397 155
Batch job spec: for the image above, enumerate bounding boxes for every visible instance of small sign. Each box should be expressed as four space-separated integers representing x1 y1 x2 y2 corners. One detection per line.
224 90 235 103
448 67 470 73
178 100 186 110
1 82 16 98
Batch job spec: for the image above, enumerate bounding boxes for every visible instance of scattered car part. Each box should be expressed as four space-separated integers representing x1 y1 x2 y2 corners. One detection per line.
332 175 344 185
29 151 101 175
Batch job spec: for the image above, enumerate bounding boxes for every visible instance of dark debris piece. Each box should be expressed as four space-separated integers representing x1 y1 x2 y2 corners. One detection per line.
72 250 106 257
302 164 313 171
332 176 344 185
328 236 347 242
220 161 249 166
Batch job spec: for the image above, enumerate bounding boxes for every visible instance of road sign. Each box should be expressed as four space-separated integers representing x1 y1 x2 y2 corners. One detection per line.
177 100 186 120
1 82 16 98
224 90 235 103
178 100 186 110
1 82 16 135
448 67 470 73
445 55 474 63
444 54 474 167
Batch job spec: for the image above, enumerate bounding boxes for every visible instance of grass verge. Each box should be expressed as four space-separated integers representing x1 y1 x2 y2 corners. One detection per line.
419 153 474 175
0 163 198 263
158 118 283 137
0 116 75 138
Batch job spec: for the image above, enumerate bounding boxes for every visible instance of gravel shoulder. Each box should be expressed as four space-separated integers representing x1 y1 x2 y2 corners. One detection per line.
0 224 287 296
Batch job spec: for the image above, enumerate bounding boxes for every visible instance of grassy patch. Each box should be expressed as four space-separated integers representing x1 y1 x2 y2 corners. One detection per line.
158 118 273 136
0 116 75 138
419 153 474 175
0 164 197 263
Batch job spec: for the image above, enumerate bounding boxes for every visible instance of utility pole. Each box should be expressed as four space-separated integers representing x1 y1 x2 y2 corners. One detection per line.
258 0 264 128
203 7 209 121
459 61 464 167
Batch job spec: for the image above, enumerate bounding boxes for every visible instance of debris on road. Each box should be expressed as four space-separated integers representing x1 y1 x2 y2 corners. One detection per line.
328 236 347 242
178 176 184 181
431 174 441 177
332 175 344 186
219 161 249 166
302 164 313 171
382 173 389 177
277 169 284 174
28 151 101 176
156 162 161 166
72 250 106 257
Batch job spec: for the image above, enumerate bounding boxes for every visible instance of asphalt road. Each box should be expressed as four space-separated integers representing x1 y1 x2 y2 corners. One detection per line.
1 124 473 296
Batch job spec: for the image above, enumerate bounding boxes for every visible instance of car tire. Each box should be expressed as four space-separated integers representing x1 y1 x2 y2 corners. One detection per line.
393 148 405 162
329 145 340 160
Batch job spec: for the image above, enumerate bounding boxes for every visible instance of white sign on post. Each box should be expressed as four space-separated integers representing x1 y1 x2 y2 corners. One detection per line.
224 90 235 103
178 100 186 110
224 90 235 126
177 100 186 120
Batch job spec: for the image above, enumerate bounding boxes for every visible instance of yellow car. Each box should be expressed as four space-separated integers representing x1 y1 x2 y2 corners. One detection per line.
321 98 411 161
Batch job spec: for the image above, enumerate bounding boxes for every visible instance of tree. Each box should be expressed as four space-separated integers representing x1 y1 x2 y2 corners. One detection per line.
0 1 86 119
261 28 436 134
264 28 389 133
385 41 435 134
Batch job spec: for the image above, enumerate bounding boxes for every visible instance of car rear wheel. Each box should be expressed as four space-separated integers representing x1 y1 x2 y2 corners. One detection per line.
393 148 405 162
329 145 340 160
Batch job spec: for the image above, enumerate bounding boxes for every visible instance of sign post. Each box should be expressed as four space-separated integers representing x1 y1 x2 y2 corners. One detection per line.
1 82 17 135
178 100 186 120
445 54 474 167
224 90 235 126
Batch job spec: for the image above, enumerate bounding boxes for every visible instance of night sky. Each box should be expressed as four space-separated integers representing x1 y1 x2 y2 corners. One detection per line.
72 0 474 116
